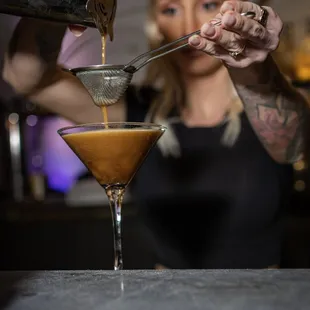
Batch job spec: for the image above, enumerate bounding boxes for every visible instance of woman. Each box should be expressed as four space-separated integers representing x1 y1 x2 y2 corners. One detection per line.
3 0 310 268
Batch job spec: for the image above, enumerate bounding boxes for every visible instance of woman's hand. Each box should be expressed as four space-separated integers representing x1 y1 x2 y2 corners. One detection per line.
188 0 283 68
188 1 310 165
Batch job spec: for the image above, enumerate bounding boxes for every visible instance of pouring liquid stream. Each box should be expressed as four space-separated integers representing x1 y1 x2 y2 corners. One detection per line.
100 35 109 128
86 0 120 127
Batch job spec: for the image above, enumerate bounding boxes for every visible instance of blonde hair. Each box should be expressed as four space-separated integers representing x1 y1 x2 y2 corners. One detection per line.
141 0 244 157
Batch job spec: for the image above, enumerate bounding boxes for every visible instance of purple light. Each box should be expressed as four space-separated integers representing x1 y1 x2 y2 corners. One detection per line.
41 117 87 193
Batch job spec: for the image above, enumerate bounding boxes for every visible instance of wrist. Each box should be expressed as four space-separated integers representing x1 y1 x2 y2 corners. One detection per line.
227 55 279 87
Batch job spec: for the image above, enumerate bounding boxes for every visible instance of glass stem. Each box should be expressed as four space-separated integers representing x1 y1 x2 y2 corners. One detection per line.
106 186 125 270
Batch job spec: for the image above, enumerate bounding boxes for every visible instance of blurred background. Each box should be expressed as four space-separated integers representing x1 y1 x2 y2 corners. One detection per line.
0 0 310 270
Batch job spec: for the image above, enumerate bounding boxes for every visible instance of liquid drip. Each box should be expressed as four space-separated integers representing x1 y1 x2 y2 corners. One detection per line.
87 0 114 128
101 35 106 65
101 106 109 126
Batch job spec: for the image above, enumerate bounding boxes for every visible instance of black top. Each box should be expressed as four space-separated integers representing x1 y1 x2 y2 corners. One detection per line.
126 85 294 269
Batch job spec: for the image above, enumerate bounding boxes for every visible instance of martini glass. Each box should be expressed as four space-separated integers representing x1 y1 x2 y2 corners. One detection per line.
58 122 165 270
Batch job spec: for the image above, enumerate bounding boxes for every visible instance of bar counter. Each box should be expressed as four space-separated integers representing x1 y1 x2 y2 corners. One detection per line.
1 270 310 309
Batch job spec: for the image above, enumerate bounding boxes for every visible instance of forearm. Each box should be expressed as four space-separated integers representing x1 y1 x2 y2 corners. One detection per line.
3 18 66 95
228 55 310 164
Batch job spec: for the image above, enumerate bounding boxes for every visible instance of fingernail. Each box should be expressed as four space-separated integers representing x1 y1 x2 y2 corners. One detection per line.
69 25 86 37
202 24 216 37
222 12 236 26
71 30 83 37
189 35 201 47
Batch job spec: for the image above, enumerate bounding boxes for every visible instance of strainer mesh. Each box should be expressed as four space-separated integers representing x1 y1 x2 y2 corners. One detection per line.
73 67 133 106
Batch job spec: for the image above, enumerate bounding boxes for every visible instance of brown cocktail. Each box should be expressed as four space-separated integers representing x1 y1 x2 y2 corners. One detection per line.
58 122 165 270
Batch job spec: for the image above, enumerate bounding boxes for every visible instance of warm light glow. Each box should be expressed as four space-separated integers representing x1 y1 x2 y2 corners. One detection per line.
293 160 306 171
8 113 19 125
295 180 306 191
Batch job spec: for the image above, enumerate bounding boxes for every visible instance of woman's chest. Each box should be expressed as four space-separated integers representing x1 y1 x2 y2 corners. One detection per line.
131 123 292 204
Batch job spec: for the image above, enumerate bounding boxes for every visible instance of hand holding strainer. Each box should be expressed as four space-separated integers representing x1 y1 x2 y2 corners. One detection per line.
70 11 255 107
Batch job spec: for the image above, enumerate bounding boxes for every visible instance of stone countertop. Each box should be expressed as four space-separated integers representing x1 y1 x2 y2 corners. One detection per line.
1 270 310 309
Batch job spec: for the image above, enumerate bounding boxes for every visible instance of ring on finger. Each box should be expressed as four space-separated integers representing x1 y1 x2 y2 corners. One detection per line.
228 44 246 59
257 6 269 27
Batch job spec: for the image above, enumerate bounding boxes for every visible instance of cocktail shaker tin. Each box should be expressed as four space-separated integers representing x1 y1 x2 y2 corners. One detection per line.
0 0 96 27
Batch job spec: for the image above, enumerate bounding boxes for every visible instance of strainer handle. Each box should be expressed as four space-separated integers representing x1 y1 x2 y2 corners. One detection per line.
123 29 201 72
123 11 255 73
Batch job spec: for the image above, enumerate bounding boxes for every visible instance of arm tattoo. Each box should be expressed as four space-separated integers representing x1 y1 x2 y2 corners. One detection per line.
228 55 310 163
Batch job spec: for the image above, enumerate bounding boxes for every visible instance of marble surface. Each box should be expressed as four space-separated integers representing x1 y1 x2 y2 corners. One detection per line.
1 270 310 310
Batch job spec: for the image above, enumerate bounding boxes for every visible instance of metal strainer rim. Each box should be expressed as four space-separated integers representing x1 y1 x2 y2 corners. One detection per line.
70 64 126 74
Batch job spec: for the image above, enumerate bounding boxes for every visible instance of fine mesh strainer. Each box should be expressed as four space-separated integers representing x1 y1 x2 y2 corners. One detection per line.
70 11 255 107
70 65 131 106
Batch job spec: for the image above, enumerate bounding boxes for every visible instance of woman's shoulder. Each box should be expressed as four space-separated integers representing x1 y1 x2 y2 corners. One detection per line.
125 84 160 122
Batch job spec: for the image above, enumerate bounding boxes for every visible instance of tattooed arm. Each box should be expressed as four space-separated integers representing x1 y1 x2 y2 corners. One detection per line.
228 55 310 164
188 2 310 163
